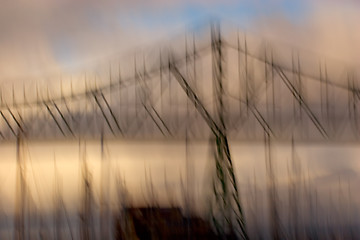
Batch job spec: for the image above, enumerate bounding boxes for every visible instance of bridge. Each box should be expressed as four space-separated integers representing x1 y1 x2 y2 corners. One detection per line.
6 22 360 240
0 23 358 142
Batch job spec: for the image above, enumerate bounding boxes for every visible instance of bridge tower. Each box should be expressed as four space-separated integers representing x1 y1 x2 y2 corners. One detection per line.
210 22 248 239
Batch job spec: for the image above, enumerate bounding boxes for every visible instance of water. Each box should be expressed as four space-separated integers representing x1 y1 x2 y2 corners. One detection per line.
0 139 359 239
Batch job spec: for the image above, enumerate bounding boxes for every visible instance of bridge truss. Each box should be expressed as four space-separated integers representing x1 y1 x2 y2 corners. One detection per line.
3 22 360 239
0 23 358 142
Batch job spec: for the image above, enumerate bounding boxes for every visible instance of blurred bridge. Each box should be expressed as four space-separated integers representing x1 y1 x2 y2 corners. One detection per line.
7 22 360 240
0 23 358 143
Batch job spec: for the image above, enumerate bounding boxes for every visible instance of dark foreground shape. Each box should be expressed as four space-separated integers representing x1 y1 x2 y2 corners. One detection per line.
115 207 219 240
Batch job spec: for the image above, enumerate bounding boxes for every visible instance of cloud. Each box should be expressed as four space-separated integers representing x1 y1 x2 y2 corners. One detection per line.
0 0 359 86
0 0 227 81
0 1 125 81
251 0 360 67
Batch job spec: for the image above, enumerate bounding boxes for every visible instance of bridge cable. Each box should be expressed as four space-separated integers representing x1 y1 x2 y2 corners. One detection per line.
92 92 115 135
0 111 16 136
52 102 75 136
224 41 360 94
44 103 65 136
100 93 123 134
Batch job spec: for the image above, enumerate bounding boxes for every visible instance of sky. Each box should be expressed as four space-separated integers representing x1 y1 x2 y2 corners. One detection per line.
0 0 359 85
0 0 359 211
0 4 360 240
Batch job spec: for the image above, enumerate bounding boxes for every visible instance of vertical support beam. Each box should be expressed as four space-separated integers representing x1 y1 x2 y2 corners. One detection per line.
297 53 303 122
185 130 192 239
237 32 242 117
83 74 88 138
134 57 138 119
185 34 190 135
212 22 225 149
118 64 122 131
210 22 248 239
292 51 297 121
271 50 276 126
79 141 93 240
160 50 163 125
319 63 324 119
245 35 249 116
264 132 281 240
264 43 269 122
14 133 25 240
100 133 110 240
192 33 199 136
168 52 172 128
290 137 301 240
54 156 63 240
325 63 330 130
192 33 198 95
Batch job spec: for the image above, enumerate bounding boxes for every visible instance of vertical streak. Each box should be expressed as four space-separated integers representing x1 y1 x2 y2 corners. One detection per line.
100 133 110 240
193 33 198 136
245 35 249 115
271 51 276 128
325 63 330 129
297 53 303 123
211 22 248 239
265 132 280 240
185 34 190 135
238 32 242 117
134 57 138 120
319 63 323 118
292 50 296 121
118 64 122 131
160 50 163 126
265 43 269 121
168 53 172 129
14 134 25 240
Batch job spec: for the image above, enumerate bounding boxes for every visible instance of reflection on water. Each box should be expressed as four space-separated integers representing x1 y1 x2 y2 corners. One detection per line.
0 139 359 239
